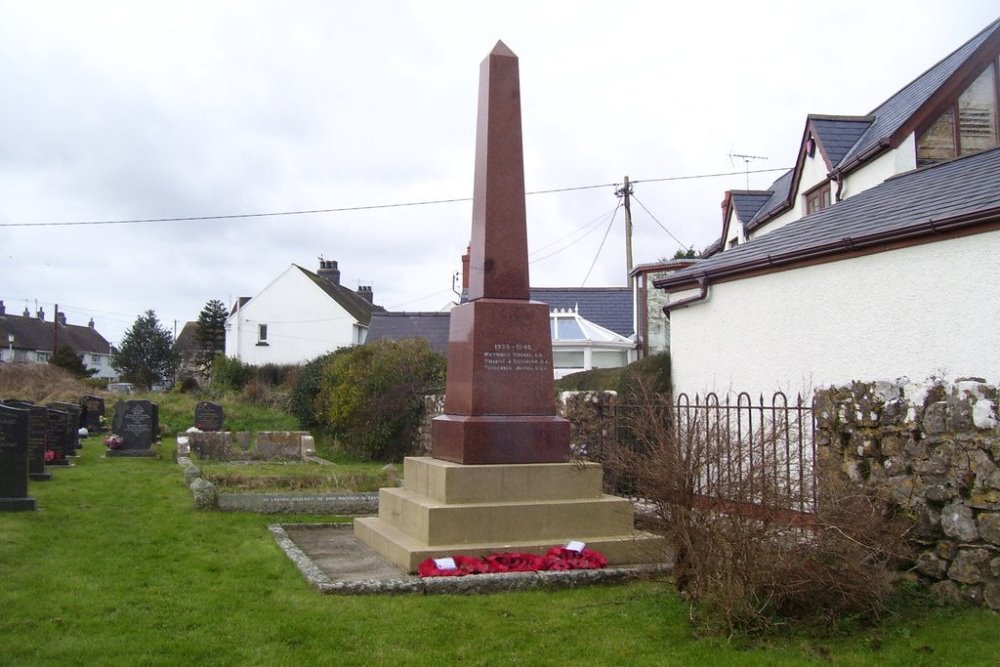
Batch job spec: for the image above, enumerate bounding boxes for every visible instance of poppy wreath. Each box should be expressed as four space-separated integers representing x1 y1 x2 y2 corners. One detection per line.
417 547 608 577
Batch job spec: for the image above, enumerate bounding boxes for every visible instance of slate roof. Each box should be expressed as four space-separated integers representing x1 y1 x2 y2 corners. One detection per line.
838 18 1000 171
0 312 112 355
731 192 773 224
745 168 795 232
658 147 1000 292
294 265 384 325
810 116 874 166
528 287 633 337
366 312 451 356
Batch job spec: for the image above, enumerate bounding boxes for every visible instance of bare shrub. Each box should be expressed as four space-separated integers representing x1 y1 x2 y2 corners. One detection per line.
607 385 912 635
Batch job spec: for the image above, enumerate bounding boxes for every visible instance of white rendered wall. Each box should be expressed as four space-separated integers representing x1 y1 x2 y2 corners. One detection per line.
670 230 1000 399
225 267 359 365
841 136 917 201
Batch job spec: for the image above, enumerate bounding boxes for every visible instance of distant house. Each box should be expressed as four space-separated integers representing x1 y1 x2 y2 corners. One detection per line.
369 278 638 378
0 301 114 379
656 18 1000 398
367 312 452 356
225 259 383 365
630 259 696 359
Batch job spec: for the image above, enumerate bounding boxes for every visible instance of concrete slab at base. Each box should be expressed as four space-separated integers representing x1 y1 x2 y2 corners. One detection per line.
355 514 667 573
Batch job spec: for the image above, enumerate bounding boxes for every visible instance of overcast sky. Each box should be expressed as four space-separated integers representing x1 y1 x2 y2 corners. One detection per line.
1 1 996 346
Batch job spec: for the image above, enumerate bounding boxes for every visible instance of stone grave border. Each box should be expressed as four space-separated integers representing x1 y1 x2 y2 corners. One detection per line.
178 456 379 515
269 522 672 595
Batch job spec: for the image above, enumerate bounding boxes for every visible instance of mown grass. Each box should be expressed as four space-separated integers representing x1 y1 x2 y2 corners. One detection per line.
1 436 997 666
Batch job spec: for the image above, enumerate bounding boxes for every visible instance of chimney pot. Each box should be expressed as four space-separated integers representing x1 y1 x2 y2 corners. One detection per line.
37 308 45 321
0 300 4 316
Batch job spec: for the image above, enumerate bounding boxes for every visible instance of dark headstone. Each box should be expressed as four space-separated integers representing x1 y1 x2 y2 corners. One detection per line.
0 403 37 511
431 43 569 464
151 403 160 442
109 400 157 457
48 402 83 453
80 395 105 432
111 400 125 434
194 401 224 431
45 408 73 466
3 401 52 481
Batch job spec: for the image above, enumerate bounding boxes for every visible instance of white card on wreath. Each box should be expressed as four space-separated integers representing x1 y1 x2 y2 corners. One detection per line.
433 557 457 570
564 541 586 553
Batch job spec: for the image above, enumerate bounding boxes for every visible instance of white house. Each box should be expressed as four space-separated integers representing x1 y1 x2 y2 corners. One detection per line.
225 259 382 365
657 18 1000 399
0 301 115 379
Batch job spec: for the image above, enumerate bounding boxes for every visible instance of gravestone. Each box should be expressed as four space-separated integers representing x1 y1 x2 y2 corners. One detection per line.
45 408 73 466
108 400 158 457
252 432 308 460
2 401 51 481
80 395 105 432
355 42 666 572
194 401 224 431
0 403 37 511
48 402 83 454
151 403 160 442
188 431 233 460
111 400 125 434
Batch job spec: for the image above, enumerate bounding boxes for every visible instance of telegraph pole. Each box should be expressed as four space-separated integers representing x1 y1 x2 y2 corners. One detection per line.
616 176 634 288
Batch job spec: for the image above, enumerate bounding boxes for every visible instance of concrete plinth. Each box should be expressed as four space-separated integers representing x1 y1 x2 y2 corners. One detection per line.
354 457 667 573
0 497 37 512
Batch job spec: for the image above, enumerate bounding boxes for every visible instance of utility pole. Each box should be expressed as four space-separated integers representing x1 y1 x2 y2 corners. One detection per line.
616 176 634 288
52 303 59 357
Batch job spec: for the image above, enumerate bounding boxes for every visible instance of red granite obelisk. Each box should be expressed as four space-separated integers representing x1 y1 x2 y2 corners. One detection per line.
431 42 571 465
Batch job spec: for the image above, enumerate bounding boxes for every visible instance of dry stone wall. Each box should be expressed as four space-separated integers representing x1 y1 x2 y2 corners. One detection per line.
813 378 1000 609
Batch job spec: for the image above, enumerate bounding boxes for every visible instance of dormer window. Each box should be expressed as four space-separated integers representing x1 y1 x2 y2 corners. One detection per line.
917 59 998 166
805 182 831 215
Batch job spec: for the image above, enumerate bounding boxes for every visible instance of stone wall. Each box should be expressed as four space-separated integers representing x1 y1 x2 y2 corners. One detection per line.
813 378 1000 609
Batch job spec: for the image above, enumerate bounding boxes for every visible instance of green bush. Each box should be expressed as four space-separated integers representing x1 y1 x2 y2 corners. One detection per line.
316 339 446 462
288 350 343 428
555 353 671 398
210 354 254 392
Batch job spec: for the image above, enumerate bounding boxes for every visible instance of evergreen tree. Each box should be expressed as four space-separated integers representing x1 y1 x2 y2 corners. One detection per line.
111 310 177 390
49 344 98 378
194 299 228 372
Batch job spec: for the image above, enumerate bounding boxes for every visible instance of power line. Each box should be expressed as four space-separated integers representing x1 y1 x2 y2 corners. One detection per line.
0 167 791 228
631 194 687 250
580 205 620 287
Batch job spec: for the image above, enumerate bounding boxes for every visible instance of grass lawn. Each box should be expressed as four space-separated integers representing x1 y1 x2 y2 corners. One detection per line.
1 436 996 666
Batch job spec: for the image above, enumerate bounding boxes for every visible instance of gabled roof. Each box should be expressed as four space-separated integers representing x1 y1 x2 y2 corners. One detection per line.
529 287 633 337
837 17 1000 172
731 192 773 224
658 147 1000 293
294 265 384 325
809 115 874 167
366 312 451 356
0 313 111 354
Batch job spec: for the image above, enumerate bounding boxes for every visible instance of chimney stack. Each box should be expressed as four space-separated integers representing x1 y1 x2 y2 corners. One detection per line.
317 258 341 286
23 307 30 317
356 286 374 304
89 318 95 329
36 308 45 321
0 300 5 316
56 311 67 326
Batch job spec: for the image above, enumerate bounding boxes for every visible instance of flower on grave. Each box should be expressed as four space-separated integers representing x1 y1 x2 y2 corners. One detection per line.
103 434 124 450
483 552 545 573
44 449 58 463
543 546 608 570
418 554 490 577
417 546 608 577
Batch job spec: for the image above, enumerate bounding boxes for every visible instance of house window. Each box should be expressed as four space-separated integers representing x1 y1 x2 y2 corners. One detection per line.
553 350 584 369
36 351 51 362
805 183 831 215
728 238 739 249
91 354 103 365
256 324 268 346
918 61 998 166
